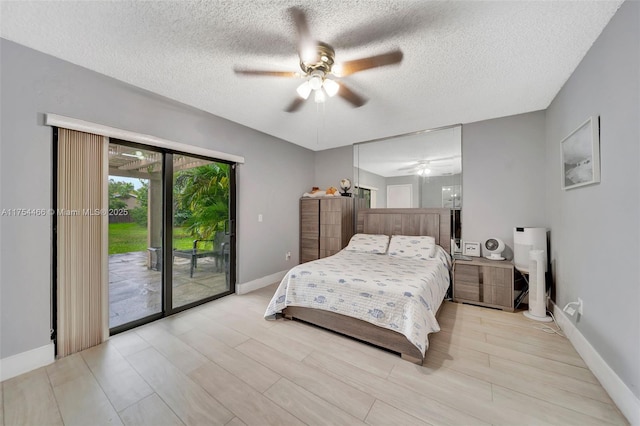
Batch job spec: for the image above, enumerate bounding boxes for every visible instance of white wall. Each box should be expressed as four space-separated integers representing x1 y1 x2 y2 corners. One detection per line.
545 0 639 400
462 111 547 259
0 39 314 359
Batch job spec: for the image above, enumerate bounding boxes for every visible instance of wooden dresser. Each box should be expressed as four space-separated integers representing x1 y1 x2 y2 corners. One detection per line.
453 257 515 311
300 197 354 263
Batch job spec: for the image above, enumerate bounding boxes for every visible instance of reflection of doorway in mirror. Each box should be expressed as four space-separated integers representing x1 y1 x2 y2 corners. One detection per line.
442 185 461 209
356 185 377 208
387 184 412 208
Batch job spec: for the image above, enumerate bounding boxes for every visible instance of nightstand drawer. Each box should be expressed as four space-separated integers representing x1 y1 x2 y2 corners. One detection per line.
484 267 512 288
454 282 480 302
453 258 514 311
482 284 513 307
454 264 479 283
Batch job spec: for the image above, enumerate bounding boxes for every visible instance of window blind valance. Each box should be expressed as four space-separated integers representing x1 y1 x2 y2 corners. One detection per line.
45 114 245 164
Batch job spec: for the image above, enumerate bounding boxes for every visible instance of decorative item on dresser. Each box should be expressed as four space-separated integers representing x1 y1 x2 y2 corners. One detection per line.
299 197 354 263
453 257 515 311
339 178 352 196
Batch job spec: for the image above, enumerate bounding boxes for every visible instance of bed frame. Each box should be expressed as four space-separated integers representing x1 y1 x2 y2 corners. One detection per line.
282 208 452 364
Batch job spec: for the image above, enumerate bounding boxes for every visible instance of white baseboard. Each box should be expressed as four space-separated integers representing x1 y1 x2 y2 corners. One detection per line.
552 302 640 425
236 269 287 295
0 342 55 382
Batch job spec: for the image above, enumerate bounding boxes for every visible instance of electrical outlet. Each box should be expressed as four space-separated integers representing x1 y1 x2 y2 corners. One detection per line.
578 297 583 315
285 251 291 261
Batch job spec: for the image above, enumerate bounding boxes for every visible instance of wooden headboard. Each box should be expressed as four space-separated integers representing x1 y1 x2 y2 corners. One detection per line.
356 208 452 253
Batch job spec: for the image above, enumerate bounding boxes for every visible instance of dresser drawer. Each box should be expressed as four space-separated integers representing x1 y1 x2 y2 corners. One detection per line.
300 238 318 250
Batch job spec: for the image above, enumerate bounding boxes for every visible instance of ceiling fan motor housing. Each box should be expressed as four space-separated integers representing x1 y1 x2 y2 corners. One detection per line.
300 42 335 74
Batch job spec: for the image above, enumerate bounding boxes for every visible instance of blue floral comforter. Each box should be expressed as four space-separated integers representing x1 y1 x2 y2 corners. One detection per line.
264 247 451 355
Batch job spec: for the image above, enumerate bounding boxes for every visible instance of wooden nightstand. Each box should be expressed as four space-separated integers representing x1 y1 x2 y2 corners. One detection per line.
453 257 515 311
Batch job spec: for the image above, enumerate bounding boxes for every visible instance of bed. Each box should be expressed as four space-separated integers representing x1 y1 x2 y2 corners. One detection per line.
265 208 453 364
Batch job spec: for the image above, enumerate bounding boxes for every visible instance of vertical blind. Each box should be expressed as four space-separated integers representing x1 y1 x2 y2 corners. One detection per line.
56 128 108 357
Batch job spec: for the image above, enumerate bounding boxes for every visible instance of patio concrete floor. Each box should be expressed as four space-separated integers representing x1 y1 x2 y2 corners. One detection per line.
109 251 228 328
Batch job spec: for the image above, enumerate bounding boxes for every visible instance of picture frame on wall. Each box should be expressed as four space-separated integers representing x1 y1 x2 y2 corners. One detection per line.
462 241 481 257
561 116 600 190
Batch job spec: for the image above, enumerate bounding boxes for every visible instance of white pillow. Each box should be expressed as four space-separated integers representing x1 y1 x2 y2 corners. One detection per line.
344 233 390 254
388 235 437 260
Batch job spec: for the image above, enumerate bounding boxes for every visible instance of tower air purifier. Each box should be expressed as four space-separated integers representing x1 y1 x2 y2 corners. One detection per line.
513 227 547 274
523 250 552 322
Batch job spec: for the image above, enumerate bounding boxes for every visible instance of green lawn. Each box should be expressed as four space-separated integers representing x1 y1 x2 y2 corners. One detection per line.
109 222 196 254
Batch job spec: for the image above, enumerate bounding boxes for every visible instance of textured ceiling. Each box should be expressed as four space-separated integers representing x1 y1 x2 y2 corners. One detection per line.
0 1 623 151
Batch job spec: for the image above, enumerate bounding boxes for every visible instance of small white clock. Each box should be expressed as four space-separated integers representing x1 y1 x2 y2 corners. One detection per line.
462 241 481 257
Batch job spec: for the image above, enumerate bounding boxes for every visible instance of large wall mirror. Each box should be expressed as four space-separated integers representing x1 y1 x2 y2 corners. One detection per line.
353 124 462 241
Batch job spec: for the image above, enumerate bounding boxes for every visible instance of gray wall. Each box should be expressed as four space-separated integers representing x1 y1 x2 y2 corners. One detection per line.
313 145 352 190
0 39 314 359
462 111 547 257
354 168 387 208
544 0 639 399
420 174 462 208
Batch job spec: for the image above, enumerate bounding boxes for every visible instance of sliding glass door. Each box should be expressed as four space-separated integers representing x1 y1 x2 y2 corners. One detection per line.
172 156 232 309
107 141 235 333
108 144 164 329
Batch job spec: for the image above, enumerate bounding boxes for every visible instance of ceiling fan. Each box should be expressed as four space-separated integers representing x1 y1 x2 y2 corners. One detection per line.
234 7 403 112
398 156 461 175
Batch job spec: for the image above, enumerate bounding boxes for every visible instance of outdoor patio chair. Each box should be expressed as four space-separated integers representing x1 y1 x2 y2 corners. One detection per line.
173 232 230 278
173 239 216 278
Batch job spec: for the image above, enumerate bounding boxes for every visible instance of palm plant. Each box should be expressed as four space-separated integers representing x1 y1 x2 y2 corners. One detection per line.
174 163 229 240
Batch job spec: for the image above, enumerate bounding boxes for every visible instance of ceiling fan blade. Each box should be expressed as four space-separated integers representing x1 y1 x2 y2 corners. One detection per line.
398 155 461 171
338 83 367 108
428 155 461 162
234 69 299 78
285 98 305 113
338 50 403 76
289 7 314 56
332 6 432 50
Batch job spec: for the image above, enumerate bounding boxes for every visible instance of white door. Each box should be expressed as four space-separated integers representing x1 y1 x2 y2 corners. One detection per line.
387 184 412 208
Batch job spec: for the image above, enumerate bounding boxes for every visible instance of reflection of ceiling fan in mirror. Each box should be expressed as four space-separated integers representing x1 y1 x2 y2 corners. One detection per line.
398 156 461 176
234 7 403 112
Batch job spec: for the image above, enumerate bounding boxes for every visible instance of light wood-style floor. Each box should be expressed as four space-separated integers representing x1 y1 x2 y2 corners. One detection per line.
1 283 628 426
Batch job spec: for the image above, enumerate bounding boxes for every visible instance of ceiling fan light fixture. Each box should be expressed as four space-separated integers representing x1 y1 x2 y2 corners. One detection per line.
308 70 324 90
416 166 431 176
323 78 340 97
296 81 312 99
